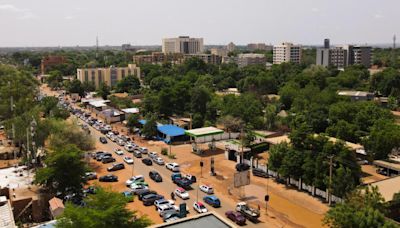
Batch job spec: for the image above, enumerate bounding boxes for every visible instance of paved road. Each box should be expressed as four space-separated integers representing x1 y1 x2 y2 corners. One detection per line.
78 116 265 227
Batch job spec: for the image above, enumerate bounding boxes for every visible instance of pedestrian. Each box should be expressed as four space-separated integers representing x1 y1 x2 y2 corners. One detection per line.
258 204 261 211
171 192 175 200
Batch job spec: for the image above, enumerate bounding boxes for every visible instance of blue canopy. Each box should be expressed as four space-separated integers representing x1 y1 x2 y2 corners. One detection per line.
157 125 186 137
138 119 147 125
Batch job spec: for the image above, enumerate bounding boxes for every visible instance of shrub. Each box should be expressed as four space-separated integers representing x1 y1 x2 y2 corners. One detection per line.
161 148 168 156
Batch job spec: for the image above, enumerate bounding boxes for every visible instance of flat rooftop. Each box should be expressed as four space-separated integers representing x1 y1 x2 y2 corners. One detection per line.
185 127 224 137
370 175 400 202
0 166 33 189
373 160 400 172
150 212 234 228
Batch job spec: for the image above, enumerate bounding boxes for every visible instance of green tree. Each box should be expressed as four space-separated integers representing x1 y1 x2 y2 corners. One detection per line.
34 144 87 196
56 187 151 228
268 143 290 172
48 121 94 151
67 79 84 96
116 75 141 93
97 82 111 100
141 114 157 138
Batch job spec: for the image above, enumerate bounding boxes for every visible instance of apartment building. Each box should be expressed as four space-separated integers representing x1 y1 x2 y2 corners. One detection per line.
237 53 266 67
210 48 228 57
273 42 302 64
133 52 183 65
162 36 204 54
77 64 140 89
247 43 272 51
185 54 222 65
351 46 372 67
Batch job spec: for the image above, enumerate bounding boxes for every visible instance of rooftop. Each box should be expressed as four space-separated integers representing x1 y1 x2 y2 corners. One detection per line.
49 197 64 211
369 175 400 202
337 90 374 97
121 108 139 114
373 160 400 172
0 166 33 189
0 197 16 228
185 127 224 137
157 125 186 137
150 212 234 228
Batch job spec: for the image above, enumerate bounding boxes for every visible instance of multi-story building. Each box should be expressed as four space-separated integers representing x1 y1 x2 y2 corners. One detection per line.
162 36 204 54
351 46 372 67
237 53 266 68
226 42 236 52
133 52 183 65
210 48 228 57
247 43 273 51
185 54 222 65
273 42 302 64
77 64 140 89
41 56 66 74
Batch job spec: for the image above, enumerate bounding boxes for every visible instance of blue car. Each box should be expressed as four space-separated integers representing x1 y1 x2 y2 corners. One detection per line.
203 195 221 208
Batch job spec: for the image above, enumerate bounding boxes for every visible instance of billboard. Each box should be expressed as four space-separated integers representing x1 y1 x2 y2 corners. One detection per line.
234 171 250 188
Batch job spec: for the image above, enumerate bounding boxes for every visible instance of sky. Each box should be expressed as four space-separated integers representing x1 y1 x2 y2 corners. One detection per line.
0 0 399 47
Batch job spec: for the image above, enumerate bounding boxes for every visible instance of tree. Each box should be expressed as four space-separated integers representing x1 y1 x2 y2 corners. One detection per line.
48 121 94 151
97 82 110 100
126 114 139 130
40 96 59 117
268 143 290 172
34 144 87 196
141 114 157 138
116 75 141 93
279 148 304 180
67 79 84 96
47 70 64 89
324 186 397 228
56 187 151 228
217 115 244 133
264 104 277 130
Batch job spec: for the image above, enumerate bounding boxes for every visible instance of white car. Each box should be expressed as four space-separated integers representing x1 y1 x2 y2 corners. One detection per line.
174 188 189 200
117 139 125 146
199 184 214 194
104 125 112 131
154 199 173 209
114 148 124 155
124 144 135 152
193 202 208 213
123 156 134 165
138 147 148 154
154 157 165 165
166 163 180 172
157 205 176 217
106 132 114 139
125 175 145 186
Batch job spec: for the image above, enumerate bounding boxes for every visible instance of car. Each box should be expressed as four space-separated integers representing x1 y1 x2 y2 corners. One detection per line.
83 186 97 195
92 151 105 158
102 156 116 164
99 174 118 182
153 157 165 165
138 190 157 201
133 150 142 158
106 132 114 139
225 211 246 225
199 185 214 194
107 163 125 171
142 194 164 206
174 188 189 200
125 175 145 186
121 191 134 202
171 173 182 182
99 137 107 144
96 153 112 161
138 147 148 154
166 163 180 172
252 168 269 178
154 199 172 208
148 151 158 159
163 212 181 222
124 144 135 152
123 156 134 165
184 174 197 183
203 195 221 208
114 148 124 155
85 172 97 180
142 158 153 166
130 184 149 195
235 163 250 172
117 139 125 146
193 202 208 213
174 178 192 189
149 171 163 182
158 205 176 217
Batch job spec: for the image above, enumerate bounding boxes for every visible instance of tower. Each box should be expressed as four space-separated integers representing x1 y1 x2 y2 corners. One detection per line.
393 35 396 66
324 38 330 49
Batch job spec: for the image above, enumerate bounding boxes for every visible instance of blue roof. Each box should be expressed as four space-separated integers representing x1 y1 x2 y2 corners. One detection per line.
138 119 147 125
157 125 186 137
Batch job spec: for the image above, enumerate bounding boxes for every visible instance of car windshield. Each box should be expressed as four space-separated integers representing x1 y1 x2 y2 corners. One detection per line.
199 204 206 209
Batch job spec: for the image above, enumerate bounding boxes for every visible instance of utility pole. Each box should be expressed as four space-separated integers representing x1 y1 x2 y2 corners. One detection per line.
328 155 334 205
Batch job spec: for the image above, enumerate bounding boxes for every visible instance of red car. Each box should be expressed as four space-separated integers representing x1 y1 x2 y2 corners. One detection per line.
225 211 246 225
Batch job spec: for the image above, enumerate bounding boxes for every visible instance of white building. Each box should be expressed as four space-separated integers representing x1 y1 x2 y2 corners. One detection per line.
273 42 302 64
162 36 204 54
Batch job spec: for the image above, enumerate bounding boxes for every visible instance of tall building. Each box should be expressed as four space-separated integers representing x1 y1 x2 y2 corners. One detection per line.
77 64 140 89
162 36 204 54
237 53 266 68
226 42 236 52
41 56 66 74
350 46 372 67
273 42 302 64
324 38 330 48
247 43 272 51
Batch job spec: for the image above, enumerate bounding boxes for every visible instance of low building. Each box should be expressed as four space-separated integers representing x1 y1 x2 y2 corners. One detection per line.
184 54 222 65
247 43 272 51
99 108 125 124
133 52 183 65
237 53 266 68
369 176 400 202
0 196 16 228
373 160 400 176
150 211 235 228
337 90 375 101
121 108 140 120
157 125 188 144
49 197 64 219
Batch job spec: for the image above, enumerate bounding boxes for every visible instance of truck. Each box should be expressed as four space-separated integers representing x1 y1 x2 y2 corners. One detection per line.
235 202 260 223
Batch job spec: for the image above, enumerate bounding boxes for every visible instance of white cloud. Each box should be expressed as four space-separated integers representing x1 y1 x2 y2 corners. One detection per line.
19 12 37 20
311 7 320 13
0 4 27 12
374 13 384 19
0 4 37 20
65 15 76 20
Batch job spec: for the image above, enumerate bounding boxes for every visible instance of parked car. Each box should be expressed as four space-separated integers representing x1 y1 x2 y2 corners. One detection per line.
142 158 153 166
193 202 208 213
130 184 149 195
123 156 134 165
163 212 181 222
138 147 148 154
203 195 221 208
85 172 97 180
138 190 157 201
117 139 125 146
153 157 165 165
125 175 145 186
199 184 214 194
83 186 97 195
124 144 135 152
102 156 116 164
235 163 250 172
107 163 125 171
142 194 164 206
225 211 246 225
121 191 134 202
92 151 104 158
154 199 174 209
252 168 269 178
184 174 197 183
174 188 189 200
99 137 107 144
133 150 142 158
99 174 118 182
114 148 124 156
149 171 163 182
166 163 180 172
96 153 111 161
158 205 176 217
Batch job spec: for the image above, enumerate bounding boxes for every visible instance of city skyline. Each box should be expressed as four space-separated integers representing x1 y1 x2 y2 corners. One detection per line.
0 0 399 47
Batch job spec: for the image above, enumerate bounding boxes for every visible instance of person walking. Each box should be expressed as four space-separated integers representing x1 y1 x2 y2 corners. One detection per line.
171 192 175 200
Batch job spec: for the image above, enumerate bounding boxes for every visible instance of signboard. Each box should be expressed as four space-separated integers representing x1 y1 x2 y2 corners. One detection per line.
179 203 187 218
234 171 250 188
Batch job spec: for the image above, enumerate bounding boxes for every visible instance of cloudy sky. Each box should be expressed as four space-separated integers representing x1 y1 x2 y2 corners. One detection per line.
0 0 399 47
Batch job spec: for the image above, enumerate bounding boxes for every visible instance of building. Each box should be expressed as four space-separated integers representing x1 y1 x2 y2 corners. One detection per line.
77 64 140 89
184 54 222 65
351 45 372 67
0 196 16 228
237 53 266 67
337 90 375 101
150 212 235 228
247 43 272 51
121 44 135 51
48 197 64 219
162 36 204 54
133 52 184 65
40 56 66 75
210 48 228 57
226 42 236 52
273 42 302 64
